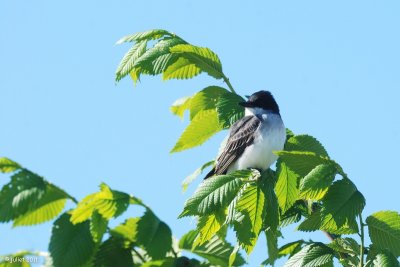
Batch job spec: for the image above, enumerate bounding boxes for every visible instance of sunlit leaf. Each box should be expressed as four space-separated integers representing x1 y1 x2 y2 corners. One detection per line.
275 160 299 213
0 157 21 173
171 109 222 153
366 210 400 257
179 170 251 217
70 183 130 224
299 164 337 201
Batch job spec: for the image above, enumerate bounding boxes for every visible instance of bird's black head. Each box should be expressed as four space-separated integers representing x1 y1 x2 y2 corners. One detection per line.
239 90 280 114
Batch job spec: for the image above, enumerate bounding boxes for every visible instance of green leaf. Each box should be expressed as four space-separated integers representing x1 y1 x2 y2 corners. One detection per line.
263 240 305 266
170 96 192 119
298 210 359 235
265 229 279 266
115 40 147 82
134 37 186 73
275 160 299 213
236 183 265 235
189 86 229 120
196 211 225 245
320 179 365 232
0 170 70 225
284 243 334 267
141 258 176 267
94 237 134 267
299 164 337 201
49 213 95 267
285 135 329 157
328 237 359 256
90 211 108 243
276 151 330 177
169 44 223 79
371 250 400 267
215 92 245 129
229 243 240 267
0 157 21 173
171 109 222 153
70 183 130 224
116 29 173 44
182 160 214 192
179 231 245 267
235 183 265 254
366 210 400 257
261 170 279 232
13 185 68 226
179 170 251 217
110 217 139 243
136 210 172 259
163 57 202 80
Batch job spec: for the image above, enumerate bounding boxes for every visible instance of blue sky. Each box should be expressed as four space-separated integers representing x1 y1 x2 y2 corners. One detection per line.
1 0 399 265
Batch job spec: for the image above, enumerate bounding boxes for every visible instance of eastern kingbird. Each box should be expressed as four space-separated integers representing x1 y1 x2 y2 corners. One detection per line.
205 90 286 179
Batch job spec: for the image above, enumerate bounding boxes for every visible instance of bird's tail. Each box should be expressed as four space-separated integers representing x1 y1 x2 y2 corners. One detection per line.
204 167 216 179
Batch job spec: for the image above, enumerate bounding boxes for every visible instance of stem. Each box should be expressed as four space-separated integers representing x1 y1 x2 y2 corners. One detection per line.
222 74 236 94
359 214 365 267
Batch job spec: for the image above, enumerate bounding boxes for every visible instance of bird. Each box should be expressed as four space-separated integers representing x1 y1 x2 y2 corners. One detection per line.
204 90 286 179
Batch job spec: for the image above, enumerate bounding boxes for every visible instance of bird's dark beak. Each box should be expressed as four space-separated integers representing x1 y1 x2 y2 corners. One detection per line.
239 101 255 108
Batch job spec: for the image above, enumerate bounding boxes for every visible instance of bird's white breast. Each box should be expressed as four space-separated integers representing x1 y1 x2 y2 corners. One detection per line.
228 113 286 172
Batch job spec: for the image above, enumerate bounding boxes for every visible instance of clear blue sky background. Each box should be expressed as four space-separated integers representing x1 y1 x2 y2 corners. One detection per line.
1 0 399 266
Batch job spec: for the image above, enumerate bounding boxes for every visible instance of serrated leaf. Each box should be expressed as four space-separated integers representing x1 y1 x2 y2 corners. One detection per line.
189 86 229 120
134 37 186 73
163 57 201 80
182 160 214 192
141 258 176 267
93 237 134 267
328 237 359 256
196 211 225 245
169 44 223 79
179 231 245 267
265 229 279 265
262 240 305 266
170 96 192 119
136 210 172 260
236 183 265 235
171 109 222 153
90 211 108 243
110 217 139 243
13 196 66 226
216 92 245 129
235 183 265 254
276 151 330 177
299 164 337 201
49 213 95 267
261 170 279 232
70 183 130 224
116 29 172 44
371 250 400 267
0 169 70 225
366 210 400 257
284 243 334 267
320 179 365 232
298 211 359 235
179 170 250 217
275 160 299 213
115 40 147 82
285 135 329 157
0 157 21 173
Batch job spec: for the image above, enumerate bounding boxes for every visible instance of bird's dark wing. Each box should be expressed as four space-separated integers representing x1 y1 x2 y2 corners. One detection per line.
205 116 261 179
